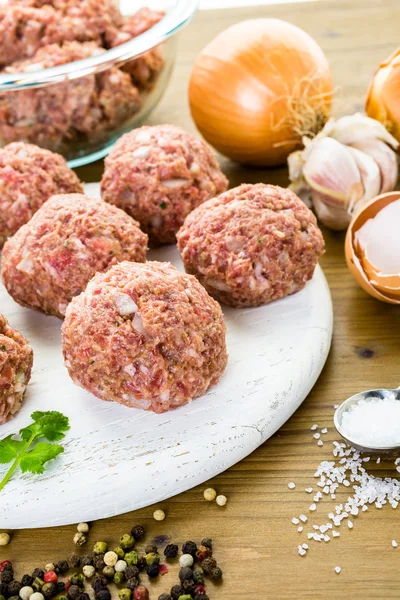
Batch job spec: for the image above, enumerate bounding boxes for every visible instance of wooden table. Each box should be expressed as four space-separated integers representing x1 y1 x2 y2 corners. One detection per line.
2 1 400 598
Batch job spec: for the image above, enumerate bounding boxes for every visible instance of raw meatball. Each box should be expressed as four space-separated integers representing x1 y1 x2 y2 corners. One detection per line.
0 4 56 66
1 193 148 318
0 315 33 424
0 142 83 247
101 125 229 246
177 184 325 308
62 261 228 413
0 42 141 151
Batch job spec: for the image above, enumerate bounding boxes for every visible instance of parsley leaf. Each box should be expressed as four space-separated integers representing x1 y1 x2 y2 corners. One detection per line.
19 442 64 474
0 436 25 464
0 411 69 491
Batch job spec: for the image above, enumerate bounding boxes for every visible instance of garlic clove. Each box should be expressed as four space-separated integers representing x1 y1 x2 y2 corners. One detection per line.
312 192 351 230
346 147 381 212
325 113 399 149
303 137 363 209
350 139 398 194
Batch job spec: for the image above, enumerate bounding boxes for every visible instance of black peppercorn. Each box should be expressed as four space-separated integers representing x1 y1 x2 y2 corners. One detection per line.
91 577 108 594
125 578 139 591
68 555 80 569
194 595 209 600
158 595 172 600
32 569 44 580
200 538 212 549
200 558 216 575
93 555 106 571
95 591 111 600
124 566 139 580
56 582 66 595
42 582 57 599
181 541 197 557
80 555 94 568
192 568 204 586
21 575 34 587
7 581 22 596
0 583 8 596
67 585 81 600
79 594 90 600
179 567 193 582
144 543 157 554
146 564 159 579
170 585 184 600
163 544 178 559
1 572 13 585
55 561 69 575
136 557 146 571
131 525 145 541
182 579 196 595
209 566 222 581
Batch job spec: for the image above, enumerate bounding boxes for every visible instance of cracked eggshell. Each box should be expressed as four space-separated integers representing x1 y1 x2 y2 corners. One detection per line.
345 191 400 304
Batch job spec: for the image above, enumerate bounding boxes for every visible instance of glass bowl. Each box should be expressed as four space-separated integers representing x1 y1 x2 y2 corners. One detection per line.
0 0 198 167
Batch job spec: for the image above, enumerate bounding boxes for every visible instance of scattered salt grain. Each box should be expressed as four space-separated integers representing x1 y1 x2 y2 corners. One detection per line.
392 540 398 548
302 543 308 550
292 517 300 525
332 531 340 538
298 546 307 556
321 428 328 434
317 440 324 446
309 504 317 511
348 520 353 529
305 487 313 493
299 514 308 523
288 482 296 489
311 424 318 431
297 526 303 532
313 433 321 439
340 396 400 447
334 566 342 574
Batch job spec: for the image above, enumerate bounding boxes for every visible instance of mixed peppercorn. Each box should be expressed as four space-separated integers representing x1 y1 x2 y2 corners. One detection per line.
0 528 222 600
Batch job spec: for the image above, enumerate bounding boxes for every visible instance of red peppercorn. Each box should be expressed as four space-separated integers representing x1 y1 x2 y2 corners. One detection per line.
195 585 206 595
65 579 71 592
158 564 169 576
133 586 149 600
44 572 58 584
0 562 11 573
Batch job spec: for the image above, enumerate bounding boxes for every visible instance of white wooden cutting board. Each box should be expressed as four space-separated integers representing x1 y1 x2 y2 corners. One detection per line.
0 184 332 528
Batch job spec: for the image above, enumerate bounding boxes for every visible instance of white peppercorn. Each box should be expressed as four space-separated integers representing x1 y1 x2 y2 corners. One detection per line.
0 532 10 546
44 564 55 572
104 551 118 567
73 532 87 546
216 494 227 506
203 488 217 502
30 593 44 600
77 523 90 534
179 554 194 568
153 510 166 521
82 566 95 578
19 586 33 600
114 561 127 573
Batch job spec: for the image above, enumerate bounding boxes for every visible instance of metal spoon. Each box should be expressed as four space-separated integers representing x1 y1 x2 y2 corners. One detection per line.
334 386 400 455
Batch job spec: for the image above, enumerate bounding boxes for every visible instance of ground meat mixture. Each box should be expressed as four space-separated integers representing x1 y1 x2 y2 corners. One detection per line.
0 42 141 151
109 8 165 90
177 184 325 308
0 315 33 424
0 142 83 247
62 261 228 413
1 193 148 318
101 125 229 246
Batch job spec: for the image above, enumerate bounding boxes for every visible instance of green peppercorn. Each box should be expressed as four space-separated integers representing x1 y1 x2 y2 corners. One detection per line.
94 542 108 555
177 595 192 600
102 567 115 581
145 553 160 566
0 595 6 600
192 568 204 585
8 596 19 600
118 589 131 600
124 552 138 566
42 582 57 599
119 535 134 551
57 596 68 600
32 578 45 592
113 572 125 586
113 547 125 560
209 566 222 581
70 574 84 588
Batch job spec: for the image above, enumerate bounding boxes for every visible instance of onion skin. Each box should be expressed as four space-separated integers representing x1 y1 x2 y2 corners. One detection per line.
366 48 400 143
345 191 400 304
189 19 333 167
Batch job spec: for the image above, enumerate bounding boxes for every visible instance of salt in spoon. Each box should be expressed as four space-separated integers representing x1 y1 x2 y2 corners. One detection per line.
334 386 400 455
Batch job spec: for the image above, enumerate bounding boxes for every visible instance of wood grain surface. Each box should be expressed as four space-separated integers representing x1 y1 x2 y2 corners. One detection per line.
1 1 400 598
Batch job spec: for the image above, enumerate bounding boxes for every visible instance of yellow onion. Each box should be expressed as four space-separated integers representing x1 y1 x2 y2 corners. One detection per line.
188 19 333 167
345 191 400 304
366 48 400 143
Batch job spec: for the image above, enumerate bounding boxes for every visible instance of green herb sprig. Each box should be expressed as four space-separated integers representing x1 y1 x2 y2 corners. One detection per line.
0 411 70 491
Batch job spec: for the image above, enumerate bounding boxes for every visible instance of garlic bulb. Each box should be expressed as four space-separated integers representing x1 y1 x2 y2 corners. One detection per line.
288 113 399 230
